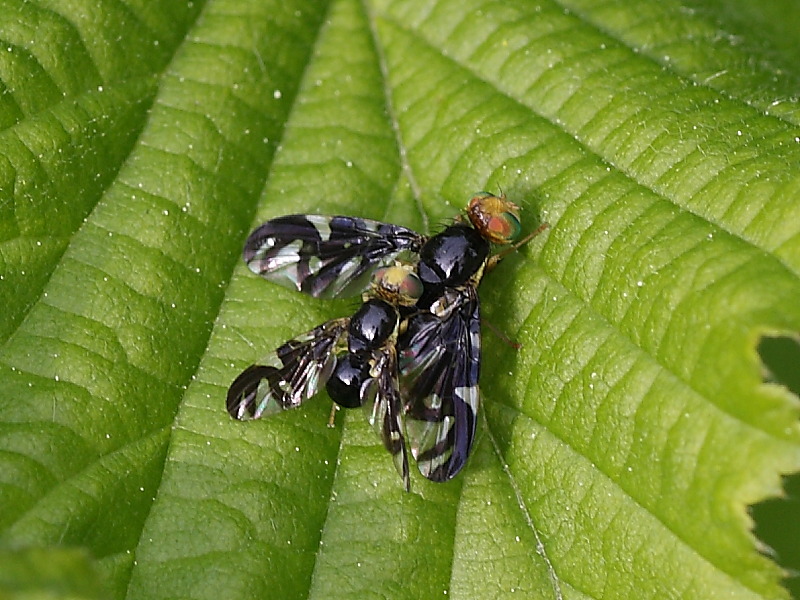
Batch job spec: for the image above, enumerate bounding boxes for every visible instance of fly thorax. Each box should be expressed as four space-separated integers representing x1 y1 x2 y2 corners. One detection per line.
418 224 489 290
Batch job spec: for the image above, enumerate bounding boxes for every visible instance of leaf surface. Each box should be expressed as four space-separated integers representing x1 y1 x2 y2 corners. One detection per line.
1 1 799 599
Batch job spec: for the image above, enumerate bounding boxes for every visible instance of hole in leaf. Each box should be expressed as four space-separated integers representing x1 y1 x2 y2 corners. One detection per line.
752 333 800 599
751 474 800 599
758 334 800 393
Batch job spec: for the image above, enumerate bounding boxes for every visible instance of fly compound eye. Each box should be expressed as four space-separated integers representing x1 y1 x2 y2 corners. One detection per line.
372 265 423 306
397 270 423 304
487 210 522 243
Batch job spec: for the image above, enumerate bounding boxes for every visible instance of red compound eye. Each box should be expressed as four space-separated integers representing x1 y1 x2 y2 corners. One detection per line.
399 272 423 300
487 212 521 242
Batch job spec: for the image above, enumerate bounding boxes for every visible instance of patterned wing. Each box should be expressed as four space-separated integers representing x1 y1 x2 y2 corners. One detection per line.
398 286 481 482
361 348 410 491
227 319 349 420
244 215 424 298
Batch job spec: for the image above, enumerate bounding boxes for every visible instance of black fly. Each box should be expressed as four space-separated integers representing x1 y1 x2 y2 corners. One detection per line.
399 193 546 481
227 264 423 490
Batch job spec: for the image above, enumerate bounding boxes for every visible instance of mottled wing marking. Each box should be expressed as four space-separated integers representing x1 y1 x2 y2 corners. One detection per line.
244 215 423 298
399 287 481 482
226 319 349 420
362 348 410 491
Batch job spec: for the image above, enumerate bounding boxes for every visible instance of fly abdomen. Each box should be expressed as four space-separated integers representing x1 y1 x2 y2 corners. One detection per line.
326 353 369 408
347 298 398 353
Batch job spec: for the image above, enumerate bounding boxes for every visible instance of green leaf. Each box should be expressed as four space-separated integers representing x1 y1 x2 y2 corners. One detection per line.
1 0 799 599
0 546 107 600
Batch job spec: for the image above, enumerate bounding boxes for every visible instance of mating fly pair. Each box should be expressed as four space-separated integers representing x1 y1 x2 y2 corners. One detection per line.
226 193 544 490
